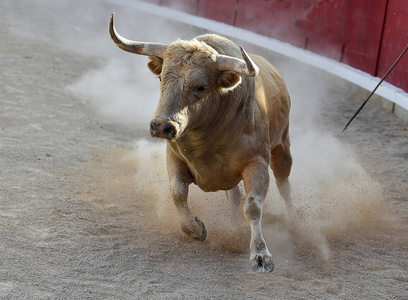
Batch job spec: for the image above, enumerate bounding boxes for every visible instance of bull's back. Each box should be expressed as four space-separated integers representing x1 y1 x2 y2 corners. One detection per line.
251 54 291 147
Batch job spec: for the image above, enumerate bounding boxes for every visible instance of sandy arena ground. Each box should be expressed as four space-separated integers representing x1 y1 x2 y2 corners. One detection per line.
1 1 408 299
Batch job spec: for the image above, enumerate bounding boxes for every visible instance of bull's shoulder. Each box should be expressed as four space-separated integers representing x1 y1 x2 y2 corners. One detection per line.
249 54 290 135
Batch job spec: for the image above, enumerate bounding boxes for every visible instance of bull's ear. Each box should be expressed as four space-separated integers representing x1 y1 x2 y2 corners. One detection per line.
218 71 242 93
147 56 163 75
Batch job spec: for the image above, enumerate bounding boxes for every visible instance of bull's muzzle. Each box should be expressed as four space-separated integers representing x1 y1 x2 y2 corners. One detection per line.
150 118 178 141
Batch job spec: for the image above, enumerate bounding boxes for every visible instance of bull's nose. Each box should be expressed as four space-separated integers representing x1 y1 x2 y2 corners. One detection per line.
149 120 159 136
150 118 177 140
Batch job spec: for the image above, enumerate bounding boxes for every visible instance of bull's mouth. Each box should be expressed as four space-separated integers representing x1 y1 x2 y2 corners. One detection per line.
150 130 178 142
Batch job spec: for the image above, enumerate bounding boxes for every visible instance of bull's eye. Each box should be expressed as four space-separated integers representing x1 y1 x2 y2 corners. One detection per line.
194 85 207 94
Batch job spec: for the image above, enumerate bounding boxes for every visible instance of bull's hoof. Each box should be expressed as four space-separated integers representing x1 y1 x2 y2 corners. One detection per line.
251 255 274 273
181 217 207 241
193 217 207 241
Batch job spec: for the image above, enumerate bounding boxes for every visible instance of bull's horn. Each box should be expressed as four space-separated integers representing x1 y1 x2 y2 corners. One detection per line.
216 46 259 77
109 13 168 58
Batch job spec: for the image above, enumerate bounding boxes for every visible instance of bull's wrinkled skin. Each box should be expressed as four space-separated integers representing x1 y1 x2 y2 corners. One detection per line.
109 14 293 273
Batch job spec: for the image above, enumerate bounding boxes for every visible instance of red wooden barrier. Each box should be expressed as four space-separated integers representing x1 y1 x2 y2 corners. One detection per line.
377 0 408 92
198 0 236 24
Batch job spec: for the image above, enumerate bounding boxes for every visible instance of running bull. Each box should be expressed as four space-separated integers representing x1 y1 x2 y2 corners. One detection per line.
109 14 293 272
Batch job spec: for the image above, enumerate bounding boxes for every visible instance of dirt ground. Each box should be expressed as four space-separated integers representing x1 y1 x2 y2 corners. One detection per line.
1 0 408 299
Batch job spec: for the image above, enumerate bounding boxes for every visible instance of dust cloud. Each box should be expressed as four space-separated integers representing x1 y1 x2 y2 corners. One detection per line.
70 58 159 126
68 7 390 263
125 131 387 262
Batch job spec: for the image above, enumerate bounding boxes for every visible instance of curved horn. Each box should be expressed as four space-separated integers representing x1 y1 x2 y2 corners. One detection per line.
109 13 168 58
216 46 259 77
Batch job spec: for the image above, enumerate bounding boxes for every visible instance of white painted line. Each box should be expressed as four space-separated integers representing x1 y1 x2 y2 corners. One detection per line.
105 0 408 112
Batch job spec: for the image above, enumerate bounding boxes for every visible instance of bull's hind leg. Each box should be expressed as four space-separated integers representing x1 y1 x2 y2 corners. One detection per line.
167 146 207 241
242 160 274 273
270 140 294 219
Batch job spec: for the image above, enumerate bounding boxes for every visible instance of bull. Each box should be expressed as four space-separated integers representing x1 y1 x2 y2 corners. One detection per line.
109 13 293 273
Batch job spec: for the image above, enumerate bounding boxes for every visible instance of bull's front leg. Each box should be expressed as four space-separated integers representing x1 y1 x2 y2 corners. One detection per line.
170 178 207 241
242 160 273 273
167 146 207 241
226 186 243 224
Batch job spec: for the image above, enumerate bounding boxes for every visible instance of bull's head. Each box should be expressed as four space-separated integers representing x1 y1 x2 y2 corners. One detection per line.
109 14 258 141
